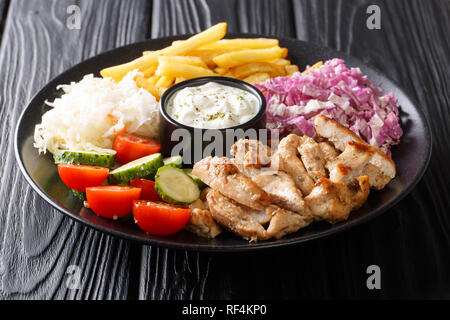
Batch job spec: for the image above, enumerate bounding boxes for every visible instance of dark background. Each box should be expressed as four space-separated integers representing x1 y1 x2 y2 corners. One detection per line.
0 0 449 299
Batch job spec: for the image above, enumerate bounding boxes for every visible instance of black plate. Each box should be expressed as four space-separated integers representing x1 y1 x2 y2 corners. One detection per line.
14 34 432 251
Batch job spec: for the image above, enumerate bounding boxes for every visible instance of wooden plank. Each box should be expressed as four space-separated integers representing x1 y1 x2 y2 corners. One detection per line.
140 0 297 300
0 0 151 299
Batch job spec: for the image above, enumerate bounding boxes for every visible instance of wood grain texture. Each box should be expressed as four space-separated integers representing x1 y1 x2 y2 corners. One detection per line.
0 0 150 299
293 0 450 299
139 0 298 300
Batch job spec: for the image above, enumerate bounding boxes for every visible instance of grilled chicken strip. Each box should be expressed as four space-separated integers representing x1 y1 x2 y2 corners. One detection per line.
251 171 307 213
349 176 370 210
298 136 327 181
327 141 395 189
267 207 313 240
192 156 271 210
271 134 315 196
304 178 352 223
206 189 269 242
185 199 222 238
314 115 365 151
319 141 339 163
230 139 271 168
230 146 307 214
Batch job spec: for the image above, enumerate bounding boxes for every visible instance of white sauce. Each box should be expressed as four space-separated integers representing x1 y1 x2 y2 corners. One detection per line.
166 82 260 129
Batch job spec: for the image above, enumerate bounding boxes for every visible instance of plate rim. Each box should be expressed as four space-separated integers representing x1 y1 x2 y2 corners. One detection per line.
14 34 433 252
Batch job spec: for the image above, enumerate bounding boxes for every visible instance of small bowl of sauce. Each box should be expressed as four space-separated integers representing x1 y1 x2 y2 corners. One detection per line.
159 76 266 165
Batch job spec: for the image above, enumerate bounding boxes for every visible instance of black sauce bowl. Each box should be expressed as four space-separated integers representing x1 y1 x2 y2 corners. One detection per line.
159 76 266 167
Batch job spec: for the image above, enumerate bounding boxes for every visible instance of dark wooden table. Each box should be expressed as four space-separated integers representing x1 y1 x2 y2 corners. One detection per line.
0 0 449 300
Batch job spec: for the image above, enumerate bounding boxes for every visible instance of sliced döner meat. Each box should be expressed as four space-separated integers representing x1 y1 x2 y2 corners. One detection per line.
314 115 365 151
251 171 307 213
361 164 393 190
297 136 327 181
271 134 315 196
230 139 271 168
304 178 352 223
206 189 268 242
189 198 207 210
266 207 313 240
230 158 261 178
314 115 395 189
327 141 395 189
186 199 222 238
192 156 271 210
231 147 307 214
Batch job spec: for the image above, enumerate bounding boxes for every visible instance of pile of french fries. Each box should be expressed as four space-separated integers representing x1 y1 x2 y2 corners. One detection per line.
100 22 300 100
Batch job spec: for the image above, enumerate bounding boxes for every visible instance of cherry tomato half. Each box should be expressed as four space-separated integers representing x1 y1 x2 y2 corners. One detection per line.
132 201 191 236
130 178 162 201
113 134 161 164
86 186 141 219
57 164 109 192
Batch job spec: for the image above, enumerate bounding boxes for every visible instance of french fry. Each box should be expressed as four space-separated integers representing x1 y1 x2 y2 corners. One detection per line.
303 61 323 74
213 47 283 68
188 47 245 68
243 72 270 84
157 56 208 69
231 62 286 79
149 23 227 56
199 38 279 50
222 70 234 77
101 22 301 98
156 61 215 79
285 64 300 75
170 37 275 51
171 40 184 46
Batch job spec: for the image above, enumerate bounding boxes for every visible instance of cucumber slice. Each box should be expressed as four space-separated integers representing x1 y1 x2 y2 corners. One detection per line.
183 168 207 190
163 155 183 168
108 153 163 184
54 149 115 168
155 166 200 204
71 189 86 201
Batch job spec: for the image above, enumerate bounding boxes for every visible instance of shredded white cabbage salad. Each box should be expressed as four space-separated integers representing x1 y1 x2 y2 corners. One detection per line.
34 71 160 154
